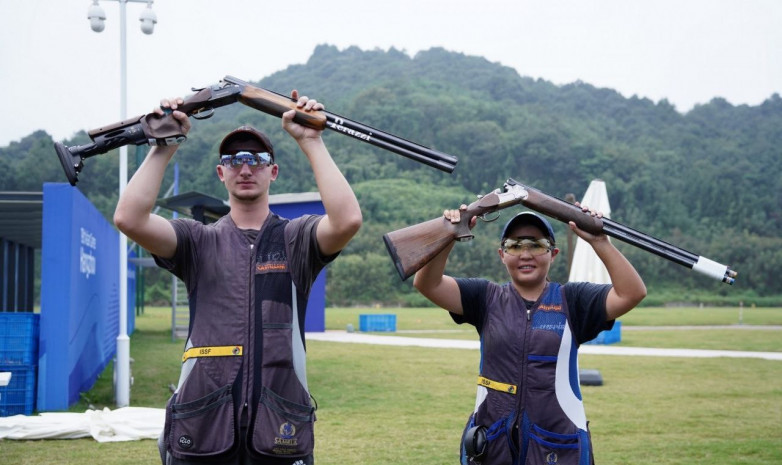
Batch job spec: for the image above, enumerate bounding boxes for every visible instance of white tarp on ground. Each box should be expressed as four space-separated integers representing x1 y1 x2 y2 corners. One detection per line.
0 407 164 442
568 179 612 284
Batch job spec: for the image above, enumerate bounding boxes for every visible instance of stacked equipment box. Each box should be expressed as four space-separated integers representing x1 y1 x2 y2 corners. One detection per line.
0 312 39 416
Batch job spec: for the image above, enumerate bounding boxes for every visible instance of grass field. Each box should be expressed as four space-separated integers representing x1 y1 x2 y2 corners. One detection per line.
1 306 781 464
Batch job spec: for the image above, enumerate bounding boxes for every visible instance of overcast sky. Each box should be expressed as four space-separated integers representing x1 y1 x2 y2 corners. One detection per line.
1 0 779 147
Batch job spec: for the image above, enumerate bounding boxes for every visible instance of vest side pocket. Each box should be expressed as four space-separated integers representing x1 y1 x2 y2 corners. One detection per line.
463 408 517 465
523 423 589 465
168 384 235 459
251 385 315 458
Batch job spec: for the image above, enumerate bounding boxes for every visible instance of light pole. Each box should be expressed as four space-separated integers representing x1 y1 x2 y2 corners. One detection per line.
87 0 157 408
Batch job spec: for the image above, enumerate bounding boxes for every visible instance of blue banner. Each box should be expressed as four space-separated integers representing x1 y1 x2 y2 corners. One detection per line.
37 183 135 411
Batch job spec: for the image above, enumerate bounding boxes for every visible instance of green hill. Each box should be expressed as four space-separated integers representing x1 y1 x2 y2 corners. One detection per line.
3 45 781 305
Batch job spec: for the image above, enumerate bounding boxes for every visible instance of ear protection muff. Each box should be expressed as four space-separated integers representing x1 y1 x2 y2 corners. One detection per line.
463 425 487 461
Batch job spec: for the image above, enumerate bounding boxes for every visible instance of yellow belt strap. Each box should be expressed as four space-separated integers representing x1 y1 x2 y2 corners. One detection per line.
182 345 243 362
477 376 517 394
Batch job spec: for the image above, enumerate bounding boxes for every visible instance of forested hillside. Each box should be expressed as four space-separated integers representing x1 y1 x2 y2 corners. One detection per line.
3 45 780 305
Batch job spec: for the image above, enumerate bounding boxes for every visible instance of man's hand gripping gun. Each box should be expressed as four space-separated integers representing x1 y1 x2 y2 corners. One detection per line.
382 178 738 285
55 76 457 186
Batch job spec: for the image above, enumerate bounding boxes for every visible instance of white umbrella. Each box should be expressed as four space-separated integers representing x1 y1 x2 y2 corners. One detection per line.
568 179 611 284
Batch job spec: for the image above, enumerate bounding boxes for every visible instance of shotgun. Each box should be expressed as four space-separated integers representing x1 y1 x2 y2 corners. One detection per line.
383 178 738 285
55 76 457 185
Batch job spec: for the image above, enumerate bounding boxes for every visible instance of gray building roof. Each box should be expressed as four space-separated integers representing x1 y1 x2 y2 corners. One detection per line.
0 191 43 249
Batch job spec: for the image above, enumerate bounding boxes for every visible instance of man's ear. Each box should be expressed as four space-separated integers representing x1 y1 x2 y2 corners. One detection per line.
270 164 279 181
550 247 560 259
216 164 226 181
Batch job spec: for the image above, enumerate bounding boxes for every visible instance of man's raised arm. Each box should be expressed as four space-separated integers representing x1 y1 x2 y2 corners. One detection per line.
113 98 191 259
281 91 362 256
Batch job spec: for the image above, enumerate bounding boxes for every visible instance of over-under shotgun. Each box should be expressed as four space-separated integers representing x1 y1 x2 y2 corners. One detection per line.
383 178 737 285
55 76 457 185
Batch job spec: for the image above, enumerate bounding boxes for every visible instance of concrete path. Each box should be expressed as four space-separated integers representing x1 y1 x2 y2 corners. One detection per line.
622 325 782 331
305 330 782 361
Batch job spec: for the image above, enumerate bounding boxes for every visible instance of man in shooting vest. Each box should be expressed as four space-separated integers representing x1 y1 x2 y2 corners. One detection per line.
114 91 362 465
413 207 646 465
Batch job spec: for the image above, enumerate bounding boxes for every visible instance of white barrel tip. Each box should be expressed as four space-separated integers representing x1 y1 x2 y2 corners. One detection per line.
692 256 735 284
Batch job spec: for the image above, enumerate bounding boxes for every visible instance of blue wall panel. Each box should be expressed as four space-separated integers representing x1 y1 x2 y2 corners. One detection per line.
37 183 135 411
270 199 326 333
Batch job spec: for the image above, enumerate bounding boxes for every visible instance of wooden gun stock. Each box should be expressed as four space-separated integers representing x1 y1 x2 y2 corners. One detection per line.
383 193 502 281
383 217 461 281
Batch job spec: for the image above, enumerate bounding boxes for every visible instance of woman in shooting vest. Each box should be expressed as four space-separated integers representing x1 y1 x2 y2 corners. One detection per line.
413 207 646 465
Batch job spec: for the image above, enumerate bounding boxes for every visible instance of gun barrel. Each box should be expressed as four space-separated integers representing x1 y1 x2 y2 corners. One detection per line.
509 178 737 285
224 75 458 173
601 220 695 267
324 113 458 171
598 219 735 284
324 114 457 172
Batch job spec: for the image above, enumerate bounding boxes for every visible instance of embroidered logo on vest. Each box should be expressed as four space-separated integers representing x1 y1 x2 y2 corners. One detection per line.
538 303 562 311
532 311 566 337
275 422 298 446
256 246 288 274
178 434 193 449
256 262 288 273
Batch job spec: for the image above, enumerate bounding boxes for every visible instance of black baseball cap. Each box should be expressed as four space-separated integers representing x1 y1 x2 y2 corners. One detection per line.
500 211 556 245
219 126 274 162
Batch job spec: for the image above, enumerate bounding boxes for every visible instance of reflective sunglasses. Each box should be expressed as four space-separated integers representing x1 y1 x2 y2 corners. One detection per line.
501 238 552 256
220 151 273 169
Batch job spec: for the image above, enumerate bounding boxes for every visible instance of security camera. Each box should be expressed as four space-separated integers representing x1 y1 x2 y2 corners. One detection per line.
139 4 157 35
88 0 106 33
